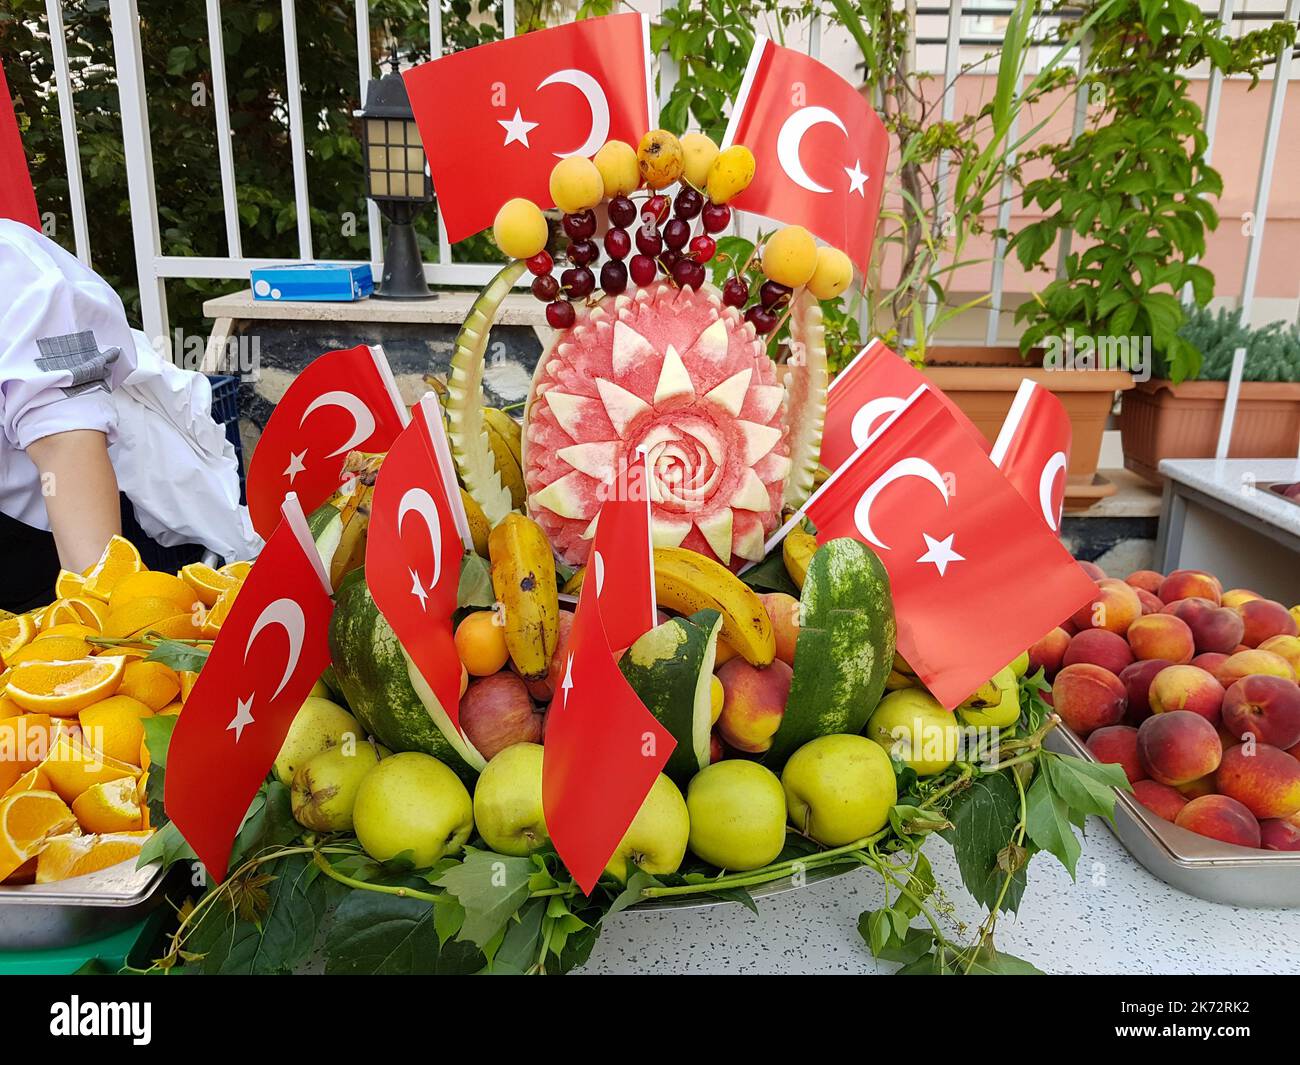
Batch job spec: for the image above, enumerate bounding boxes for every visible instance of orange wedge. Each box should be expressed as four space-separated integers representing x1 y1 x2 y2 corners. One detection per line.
117 662 180 711
0 790 78 881
201 586 239 637
35 829 151 884
179 670 198 701
0 614 36 667
6 636 93 665
41 599 101 632
0 695 23 721
3 767 50 798
0 715 58 790
5 657 125 716
81 535 144 602
79 695 154 764
103 596 186 640
109 570 197 614
71 776 144 834
93 646 150 662
66 597 110 631
37 623 98 641
54 569 87 599
179 563 239 607
39 731 139 803
157 702 183 717
218 561 251 582
145 612 204 641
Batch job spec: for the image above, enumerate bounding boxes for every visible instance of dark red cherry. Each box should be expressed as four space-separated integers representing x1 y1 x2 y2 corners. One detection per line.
562 210 596 240
600 259 628 295
629 254 657 286
690 235 717 263
568 239 599 267
604 227 632 260
721 276 750 307
546 300 575 328
701 202 731 234
608 195 637 228
663 218 690 251
561 266 595 299
531 274 559 301
525 250 553 276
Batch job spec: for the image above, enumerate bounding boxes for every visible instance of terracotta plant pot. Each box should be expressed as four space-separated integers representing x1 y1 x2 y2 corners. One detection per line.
921 346 1134 511
1118 378 1300 484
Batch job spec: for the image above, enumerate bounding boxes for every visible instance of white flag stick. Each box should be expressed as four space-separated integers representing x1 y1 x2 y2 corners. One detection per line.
418 392 476 552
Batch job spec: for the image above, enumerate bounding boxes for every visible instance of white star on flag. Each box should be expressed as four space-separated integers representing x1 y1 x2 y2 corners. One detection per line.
916 532 964 576
498 107 539 148
227 694 256 742
845 159 868 197
559 652 575 708
408 567 428 610
283 450 307 483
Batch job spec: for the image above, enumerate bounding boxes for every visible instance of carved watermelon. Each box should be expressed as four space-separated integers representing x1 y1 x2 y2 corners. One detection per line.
523 281 792 568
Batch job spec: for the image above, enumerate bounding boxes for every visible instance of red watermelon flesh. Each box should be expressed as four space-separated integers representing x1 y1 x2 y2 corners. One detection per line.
524 281 791 568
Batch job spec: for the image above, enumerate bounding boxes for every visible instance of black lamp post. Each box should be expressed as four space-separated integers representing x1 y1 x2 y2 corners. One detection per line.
359 58 432 299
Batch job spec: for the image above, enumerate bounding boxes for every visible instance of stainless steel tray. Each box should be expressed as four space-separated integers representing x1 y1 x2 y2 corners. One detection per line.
1046 726 1300 907
0 859 168 951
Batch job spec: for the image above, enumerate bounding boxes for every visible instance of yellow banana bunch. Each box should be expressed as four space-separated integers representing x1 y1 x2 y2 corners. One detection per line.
782 525 818 590
653 547 774 667
482 407 526 511
488 513 559 680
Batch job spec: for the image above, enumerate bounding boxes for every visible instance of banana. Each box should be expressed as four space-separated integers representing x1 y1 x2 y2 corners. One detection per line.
560 567 586 597
782 525 818 590
653 547 774 667
482 407 526 511
488 513 559 680
481 407 522 468
459 488 491 557
884 668 916 691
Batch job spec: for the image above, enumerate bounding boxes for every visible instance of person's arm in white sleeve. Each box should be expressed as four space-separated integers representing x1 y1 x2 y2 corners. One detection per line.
25 428 121 572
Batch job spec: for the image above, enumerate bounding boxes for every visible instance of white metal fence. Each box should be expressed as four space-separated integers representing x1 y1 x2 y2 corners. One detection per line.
28 0 1300 352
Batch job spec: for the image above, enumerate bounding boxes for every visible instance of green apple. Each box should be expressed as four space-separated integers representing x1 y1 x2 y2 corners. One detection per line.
605 773 690 883
781 734 897 845
308 677 332 699
273 696 361 785
686 760 786 871
473 743 549 857
1009 650 1031 678
291 741 382 832
957 674 1021 728
866 688 962 776
353 752 474 868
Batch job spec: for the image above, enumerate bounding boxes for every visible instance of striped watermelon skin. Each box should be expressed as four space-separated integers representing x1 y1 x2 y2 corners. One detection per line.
523 281 792 570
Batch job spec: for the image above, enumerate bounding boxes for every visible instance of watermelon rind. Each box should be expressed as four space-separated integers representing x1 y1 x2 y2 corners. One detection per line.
618 608 722 784
781 290 829 509
765 539 896 766
307 502 343 578
328 568 485 782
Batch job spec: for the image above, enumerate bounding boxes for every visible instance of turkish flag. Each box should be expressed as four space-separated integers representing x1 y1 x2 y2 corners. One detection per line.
165 495 335 879
788 387 1095 708
543 477 673 895
366 395 472 731
821 339 988 471
246 345 408 538
724 38 889 274
991 379 1072 533
586 451 656 652
404 14 654 243
0 59 39 229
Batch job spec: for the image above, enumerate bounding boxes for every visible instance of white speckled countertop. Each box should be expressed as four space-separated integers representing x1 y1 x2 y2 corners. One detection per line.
1160 458 1300 536
578 823 1300 974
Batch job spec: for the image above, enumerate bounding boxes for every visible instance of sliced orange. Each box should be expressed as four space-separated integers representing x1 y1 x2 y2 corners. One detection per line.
66 597 110 631
201 586 239 637
41 599 101 632
0 715 58 790
35 829 151 884
81 535 144 602
37 623 98 641
117 661 180 712
103 596 189 640
179 670 198 701
157 702 183 717
0 790 78 882
0 695 24 721
109 570 197 614
218 560 252 582
0 614 36 667
5 657 125 716
39 731 139 803
79 695 154 764
54 569 87 599
146 612 204 641
6 636 93 665
3 767 50 798
179 562 239 607
71 776 144 834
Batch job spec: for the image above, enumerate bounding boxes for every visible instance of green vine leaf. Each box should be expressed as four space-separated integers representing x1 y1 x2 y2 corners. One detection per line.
432 848 536 948
940 773 1026 914
1025 770 1082 878
323 884 483 975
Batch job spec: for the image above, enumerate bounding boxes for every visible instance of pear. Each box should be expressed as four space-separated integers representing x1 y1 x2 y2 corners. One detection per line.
291 741 382 832
273 697 361 786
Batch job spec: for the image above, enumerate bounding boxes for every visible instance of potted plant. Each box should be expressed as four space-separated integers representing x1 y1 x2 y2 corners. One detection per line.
1119 306 1300 481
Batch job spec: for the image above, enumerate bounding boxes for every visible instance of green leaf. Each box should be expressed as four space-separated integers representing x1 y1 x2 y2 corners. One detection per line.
137 820 196 870
870 925 936 965
432 848 535 947
1047 752 1129 821
141 714 176 769
144 639 209 672
962 945 1045 975
457 553 495 610
939 773 1026 913
738 547 800 597
227 781 298 870
1025 770 1082 878
607 870 659 916
323 885 484 974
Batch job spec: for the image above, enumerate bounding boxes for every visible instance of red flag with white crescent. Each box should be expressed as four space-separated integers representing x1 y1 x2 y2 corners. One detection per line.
821 339 988 471
723 37 889 274
165 495 335 879
586 450 657 652
0 59 39 230
403 13 655 243
990 378 1072 533
366 395 473 731
781 387 1095 708
245 344 409 538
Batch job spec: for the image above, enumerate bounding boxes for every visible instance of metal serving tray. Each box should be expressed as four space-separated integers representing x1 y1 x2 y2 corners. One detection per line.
1046 726 1300 907
0 859 168 952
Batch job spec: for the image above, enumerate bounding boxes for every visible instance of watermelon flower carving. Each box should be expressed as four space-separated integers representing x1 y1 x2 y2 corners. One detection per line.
523 281 792 568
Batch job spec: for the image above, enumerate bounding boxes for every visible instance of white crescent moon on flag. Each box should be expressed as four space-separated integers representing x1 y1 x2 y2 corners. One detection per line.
854 457 951 550
850 397 907 449
1039 451 1068 531
244 597 306 701
776 106 848 194
538 69 610 159
397 487 444 591
300 390 377 459
593 549 606 595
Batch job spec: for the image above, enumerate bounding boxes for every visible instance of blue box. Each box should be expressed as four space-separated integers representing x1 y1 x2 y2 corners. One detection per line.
250 263 374 302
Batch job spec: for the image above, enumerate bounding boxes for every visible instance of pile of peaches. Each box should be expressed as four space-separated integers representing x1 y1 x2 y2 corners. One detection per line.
1028 563 1300 851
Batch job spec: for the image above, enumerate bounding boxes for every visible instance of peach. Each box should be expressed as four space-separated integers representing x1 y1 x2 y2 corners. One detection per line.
1120 659 1172 725
1126 614 1194 664
1174 794 1261 848
1059 617 1080 636
1052 663 1127 737
1191 652 1229 675
1077 560 1106 581
716 657 792 753
1259 635 1300 676
1214 649 1297 687
1221 588 1262 610
1028 626 1072 680
1221 675 1300 750
1158 569 1222 606
1062 629 1134 675
1259 819 1300 851
1086 725 1146 784
758 593 800 667
1131 779 1188 821
1164 597 1245 655
1125 570 1164 594
1148 665 1225 725
1236 598 1299 647
1137 710 1222 786
1178 775 1217 799
1135 589 1164 615
709 731 725 764
1216 743 1300 819
1070 578 1142 636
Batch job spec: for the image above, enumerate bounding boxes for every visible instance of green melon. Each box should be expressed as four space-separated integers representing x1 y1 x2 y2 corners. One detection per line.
618 609 722 784
328 568 485 782
765 538 896 766
307 501 343 575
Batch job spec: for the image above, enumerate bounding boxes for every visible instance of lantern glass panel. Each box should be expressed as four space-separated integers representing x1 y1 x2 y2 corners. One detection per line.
366 119 386 145
370 171 389 197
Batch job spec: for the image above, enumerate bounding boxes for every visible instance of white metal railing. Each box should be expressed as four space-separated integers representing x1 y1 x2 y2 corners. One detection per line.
31 2 1300 351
